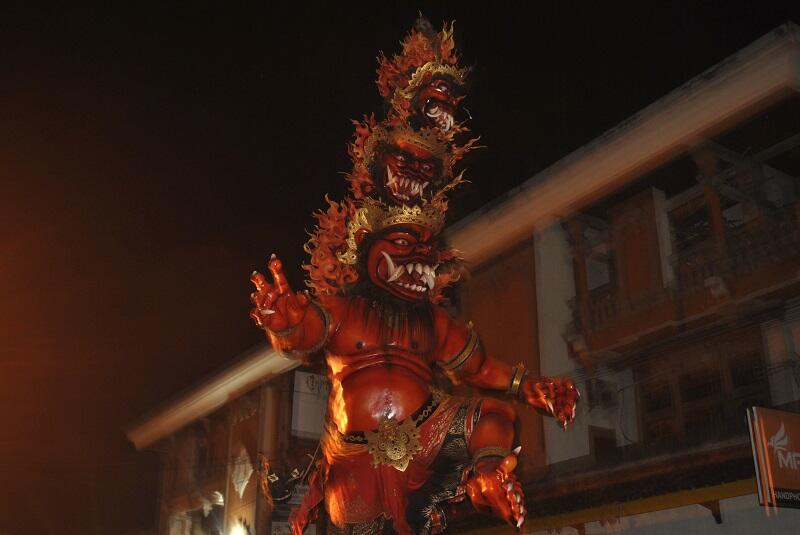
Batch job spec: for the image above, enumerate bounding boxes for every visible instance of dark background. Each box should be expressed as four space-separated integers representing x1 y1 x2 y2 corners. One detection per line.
1 2 798 533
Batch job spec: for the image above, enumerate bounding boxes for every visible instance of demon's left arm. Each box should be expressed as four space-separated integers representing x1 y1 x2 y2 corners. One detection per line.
434 311 579 428
433 311 579 528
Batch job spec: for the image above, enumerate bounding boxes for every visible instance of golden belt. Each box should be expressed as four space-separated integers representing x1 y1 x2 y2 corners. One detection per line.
340 389 445 471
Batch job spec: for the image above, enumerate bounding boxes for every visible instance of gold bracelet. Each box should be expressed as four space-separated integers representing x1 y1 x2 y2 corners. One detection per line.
507 363 528 398
270 322 300 338
271 302 329 353
472 446 510 464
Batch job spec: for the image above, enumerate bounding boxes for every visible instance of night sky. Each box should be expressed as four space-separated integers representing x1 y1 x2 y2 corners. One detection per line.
2 3 798 534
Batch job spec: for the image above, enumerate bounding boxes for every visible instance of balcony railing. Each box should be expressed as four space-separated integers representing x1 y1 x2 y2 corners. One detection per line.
575 209 800 336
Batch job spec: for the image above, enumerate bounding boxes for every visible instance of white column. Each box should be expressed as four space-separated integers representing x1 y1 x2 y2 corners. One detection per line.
535 222 591 463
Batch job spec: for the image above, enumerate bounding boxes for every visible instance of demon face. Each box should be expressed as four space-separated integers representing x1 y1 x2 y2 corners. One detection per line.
377 140 444 205
412 74 465 133
361 223 441 302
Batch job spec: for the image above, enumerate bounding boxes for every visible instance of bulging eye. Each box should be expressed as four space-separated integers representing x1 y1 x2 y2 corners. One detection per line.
393 239 409 246
421 163 433 173
395 154 406 165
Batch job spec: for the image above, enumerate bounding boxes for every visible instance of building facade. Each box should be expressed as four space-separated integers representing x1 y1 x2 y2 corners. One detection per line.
447 21 800 535
129 22 800 535
126 345 330 535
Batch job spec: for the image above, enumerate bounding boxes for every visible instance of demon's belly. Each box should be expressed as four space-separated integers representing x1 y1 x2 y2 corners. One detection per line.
327 350 433 433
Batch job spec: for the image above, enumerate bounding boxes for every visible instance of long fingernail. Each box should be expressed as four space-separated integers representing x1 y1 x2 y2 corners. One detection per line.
505 482 513 491
517 517 524 529
270 253 276 259
512 446 522 455
260 309 275 315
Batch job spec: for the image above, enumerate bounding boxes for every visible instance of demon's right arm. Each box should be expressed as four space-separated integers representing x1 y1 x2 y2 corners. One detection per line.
249 255 329 357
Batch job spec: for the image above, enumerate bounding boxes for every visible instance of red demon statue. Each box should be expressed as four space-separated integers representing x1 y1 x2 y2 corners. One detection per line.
250 19 579 535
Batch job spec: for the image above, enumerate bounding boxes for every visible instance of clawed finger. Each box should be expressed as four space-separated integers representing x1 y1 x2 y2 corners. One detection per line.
533 383 554 415
249 308 265 328
251 271 272 293
285 292 310 324
498 453 518 476
268 254 291 295
504 486 525 529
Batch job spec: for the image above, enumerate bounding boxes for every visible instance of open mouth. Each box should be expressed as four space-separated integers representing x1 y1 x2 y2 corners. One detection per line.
386 166 430 203
381 251 438 294
424 100 454 132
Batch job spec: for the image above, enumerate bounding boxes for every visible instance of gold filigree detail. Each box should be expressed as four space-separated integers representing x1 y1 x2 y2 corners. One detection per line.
337 199 445 265
363 123 450 167
365 416 422 472
398 61 468 100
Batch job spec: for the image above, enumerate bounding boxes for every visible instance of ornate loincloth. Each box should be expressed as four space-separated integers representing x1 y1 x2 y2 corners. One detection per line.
290 392 482 535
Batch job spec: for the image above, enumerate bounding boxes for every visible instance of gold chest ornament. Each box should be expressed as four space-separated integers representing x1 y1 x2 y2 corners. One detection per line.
364 416 422 472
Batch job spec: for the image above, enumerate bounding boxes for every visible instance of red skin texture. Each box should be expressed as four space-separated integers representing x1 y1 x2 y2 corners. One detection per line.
250 228 579 530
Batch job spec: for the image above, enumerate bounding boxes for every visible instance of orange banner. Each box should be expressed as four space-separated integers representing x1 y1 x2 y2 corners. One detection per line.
747 407 800 508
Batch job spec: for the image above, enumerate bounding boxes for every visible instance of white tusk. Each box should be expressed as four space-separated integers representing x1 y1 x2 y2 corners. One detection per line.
381 251 397 275
517 517 524 529
424 272 435 290
386 166 395 186
512 446 522 455
388 266 404 282
415 263 423 274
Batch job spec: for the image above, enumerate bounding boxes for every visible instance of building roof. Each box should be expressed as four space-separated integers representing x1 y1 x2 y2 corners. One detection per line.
125 343 299 449
447 22 800 268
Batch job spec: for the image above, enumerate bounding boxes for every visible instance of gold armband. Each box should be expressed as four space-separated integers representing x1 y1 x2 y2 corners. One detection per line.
472 446 510 464
270 322 300 337
507 362 528 398
438 329 480 372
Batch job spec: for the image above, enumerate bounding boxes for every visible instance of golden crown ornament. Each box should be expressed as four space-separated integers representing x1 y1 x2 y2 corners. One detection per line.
337 199 446 265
